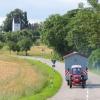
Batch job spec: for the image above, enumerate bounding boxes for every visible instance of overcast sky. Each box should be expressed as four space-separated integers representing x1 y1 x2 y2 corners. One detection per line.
0 0 89 25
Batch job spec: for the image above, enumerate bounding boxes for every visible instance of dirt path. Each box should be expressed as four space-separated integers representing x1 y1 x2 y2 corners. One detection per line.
20 56 100 100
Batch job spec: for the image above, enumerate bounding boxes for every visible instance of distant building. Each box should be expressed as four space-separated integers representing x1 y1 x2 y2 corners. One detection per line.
12 17 21 32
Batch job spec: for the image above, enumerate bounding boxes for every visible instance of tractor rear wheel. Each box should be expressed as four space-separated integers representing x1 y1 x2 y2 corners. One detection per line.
81 75 86 88
82 81 86 88
69 80 72 88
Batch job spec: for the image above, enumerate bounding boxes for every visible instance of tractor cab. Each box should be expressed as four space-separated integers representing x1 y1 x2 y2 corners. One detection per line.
69 65 86 88
71 65 82 75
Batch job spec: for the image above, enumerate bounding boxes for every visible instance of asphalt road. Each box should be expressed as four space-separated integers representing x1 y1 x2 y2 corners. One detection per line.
20 56 100 100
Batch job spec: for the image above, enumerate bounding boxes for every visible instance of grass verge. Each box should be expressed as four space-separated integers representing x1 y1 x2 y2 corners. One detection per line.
19 59 62 100
89 68 100 75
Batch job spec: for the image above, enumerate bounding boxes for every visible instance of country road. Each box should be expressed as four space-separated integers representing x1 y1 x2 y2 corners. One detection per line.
20 56 100 100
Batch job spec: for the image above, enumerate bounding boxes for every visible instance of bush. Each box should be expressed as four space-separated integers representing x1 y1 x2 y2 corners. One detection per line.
88 49 100 69
0 42 3 49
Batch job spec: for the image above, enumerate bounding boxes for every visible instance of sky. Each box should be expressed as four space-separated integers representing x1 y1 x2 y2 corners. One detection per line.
0 0 89 25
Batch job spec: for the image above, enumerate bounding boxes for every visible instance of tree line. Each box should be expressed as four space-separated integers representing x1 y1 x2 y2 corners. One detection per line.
0 9 40 56
0 29 40 55
41 0 100 68
0 0 99 67
0 8 39 32
41 0 100 57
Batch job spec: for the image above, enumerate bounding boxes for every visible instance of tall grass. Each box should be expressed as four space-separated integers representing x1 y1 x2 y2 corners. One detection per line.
0 55 47 100
89 67 100 75
0 55 62 100
19 60 62 100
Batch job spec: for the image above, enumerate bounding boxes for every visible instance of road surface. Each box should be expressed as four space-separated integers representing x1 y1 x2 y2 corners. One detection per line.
20 56 100 100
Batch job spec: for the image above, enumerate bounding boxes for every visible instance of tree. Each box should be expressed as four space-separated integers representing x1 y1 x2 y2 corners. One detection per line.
42 14 68 56
28 23 41 44
21 12 28 29
88 0 98 6
4 28 39 55
0 26 3 32
42 9 79 56
0 42 3 49
87 0 100 11
67 7 100 56
18 37 33 56
88 49 100 70
0 32 5 42
78 2 84 9
5 32 20 54
17 29 36 56
3 9 28 32
0 32 5 49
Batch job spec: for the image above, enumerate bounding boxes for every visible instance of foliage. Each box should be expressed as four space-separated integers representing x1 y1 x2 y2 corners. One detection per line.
67 7 100 56
67 9 91 55
41 12 78 56
51 51 62 61
3 29 39 55
41 0 100 57
0 0 99 58
0 32 5 49
5 32 19 53
88 49 100 69
18 37 33 56
87 0 100 11
0 32 5 42
0 42 3 49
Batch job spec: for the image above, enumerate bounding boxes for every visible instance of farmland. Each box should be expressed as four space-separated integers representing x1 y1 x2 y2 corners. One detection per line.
0 54 47 100
0 54 62 100
28 45 53 59
0 45 53 59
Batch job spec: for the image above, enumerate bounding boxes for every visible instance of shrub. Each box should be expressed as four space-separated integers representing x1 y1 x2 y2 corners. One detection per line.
88 49 100 69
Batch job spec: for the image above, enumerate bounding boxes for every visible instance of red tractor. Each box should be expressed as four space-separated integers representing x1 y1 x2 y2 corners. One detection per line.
69 65 88 88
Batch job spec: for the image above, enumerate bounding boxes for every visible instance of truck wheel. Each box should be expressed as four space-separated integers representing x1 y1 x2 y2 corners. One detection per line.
82 81 86 88
67 80 69 86
69 81 72 88
82 83 85 88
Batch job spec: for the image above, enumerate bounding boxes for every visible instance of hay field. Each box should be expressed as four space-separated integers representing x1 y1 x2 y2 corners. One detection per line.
0 55 46 100
0 45 53 59
28 45 53 58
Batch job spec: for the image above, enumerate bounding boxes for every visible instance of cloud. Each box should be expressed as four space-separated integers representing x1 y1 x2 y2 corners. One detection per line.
0 0 89 24
29 19 43 24
0 17 6 25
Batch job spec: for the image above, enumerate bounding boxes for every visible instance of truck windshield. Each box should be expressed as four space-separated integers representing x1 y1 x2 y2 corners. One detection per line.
72 68 81 75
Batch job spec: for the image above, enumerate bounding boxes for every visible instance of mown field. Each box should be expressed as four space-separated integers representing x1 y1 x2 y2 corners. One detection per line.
0 53 62 100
